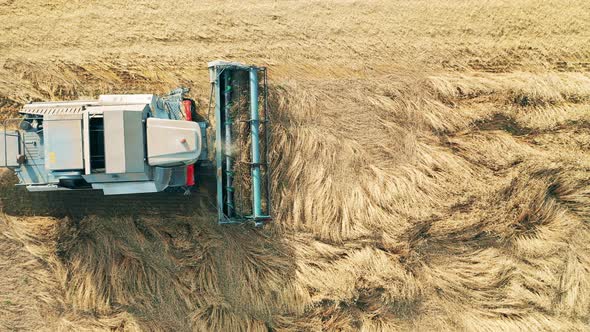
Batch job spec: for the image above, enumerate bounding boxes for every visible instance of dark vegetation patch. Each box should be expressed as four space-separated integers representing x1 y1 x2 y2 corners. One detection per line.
474 113 533 136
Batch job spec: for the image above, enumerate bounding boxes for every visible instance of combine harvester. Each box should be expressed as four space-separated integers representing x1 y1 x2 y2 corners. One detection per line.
0 61 272 225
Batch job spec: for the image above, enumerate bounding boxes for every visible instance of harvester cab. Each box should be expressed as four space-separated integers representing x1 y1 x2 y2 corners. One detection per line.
0 61 272 226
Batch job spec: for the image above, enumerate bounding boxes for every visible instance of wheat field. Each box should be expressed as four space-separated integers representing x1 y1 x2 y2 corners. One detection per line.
0 0 589 331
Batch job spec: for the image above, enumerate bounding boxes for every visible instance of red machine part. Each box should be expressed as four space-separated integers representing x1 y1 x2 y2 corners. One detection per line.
183 100 195 186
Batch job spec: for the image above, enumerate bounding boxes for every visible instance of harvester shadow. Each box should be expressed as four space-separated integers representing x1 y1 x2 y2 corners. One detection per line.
0 172 216 219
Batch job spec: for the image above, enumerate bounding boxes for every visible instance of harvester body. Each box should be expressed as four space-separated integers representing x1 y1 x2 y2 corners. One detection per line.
0 61 272 225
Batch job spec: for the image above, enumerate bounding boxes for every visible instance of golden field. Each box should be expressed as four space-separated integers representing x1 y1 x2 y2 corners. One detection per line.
0 0 589 331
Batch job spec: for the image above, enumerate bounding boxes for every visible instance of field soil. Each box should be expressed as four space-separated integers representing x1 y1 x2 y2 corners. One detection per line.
1 0 590 331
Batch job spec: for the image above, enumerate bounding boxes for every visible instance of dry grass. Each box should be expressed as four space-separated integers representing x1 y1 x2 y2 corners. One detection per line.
0 0 589 331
